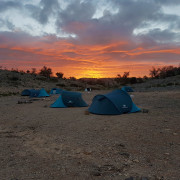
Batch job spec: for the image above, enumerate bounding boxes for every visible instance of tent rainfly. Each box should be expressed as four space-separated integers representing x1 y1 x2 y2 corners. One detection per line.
50 91 88 108
30 90 40 98
29 88 49 98
88 89 140 115
121 86 134 92
50 88 63 95
21 89 35 96
38 88 49 97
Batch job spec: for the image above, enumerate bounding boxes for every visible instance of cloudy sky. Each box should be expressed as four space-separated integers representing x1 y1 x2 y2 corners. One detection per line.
0 0 180 78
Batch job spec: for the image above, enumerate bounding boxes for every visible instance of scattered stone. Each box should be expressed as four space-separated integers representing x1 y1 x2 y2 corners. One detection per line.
18 100 32 104
125 176 149 180
120 152 130 158
142 109 149 113
83 151 92 155
116 143 125 148
132 159 139 163
125 177 134 180
84 110 90 115
91 171 101 176
173 133 178 136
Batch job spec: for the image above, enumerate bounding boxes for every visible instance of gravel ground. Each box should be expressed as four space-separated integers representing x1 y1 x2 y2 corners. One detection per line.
0 90 180 180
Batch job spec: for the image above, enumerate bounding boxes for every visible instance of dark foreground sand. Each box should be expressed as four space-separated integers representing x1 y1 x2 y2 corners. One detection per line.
0 90 180 180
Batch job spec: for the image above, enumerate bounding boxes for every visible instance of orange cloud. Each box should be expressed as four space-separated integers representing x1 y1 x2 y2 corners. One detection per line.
1 34 179 78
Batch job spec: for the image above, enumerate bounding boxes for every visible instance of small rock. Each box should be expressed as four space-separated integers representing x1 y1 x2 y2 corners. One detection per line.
84 110 90 115
125 177 134 180
142 109 149 113
83 151 92 155
132 159 139 163
91 171 101 176
120 152 130 158
117 143 125 148
173 133 178 136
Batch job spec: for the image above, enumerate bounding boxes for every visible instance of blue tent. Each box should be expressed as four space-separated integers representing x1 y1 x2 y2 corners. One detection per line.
50 95 67 108
50 88 63 95
38 88 49 97
51 91 88 108
121 86 134 92
21 89 34 96
30 90 40 98
88 89 140 115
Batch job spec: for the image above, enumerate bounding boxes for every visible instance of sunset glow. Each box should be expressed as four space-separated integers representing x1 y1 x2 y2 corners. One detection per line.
0 0 180 78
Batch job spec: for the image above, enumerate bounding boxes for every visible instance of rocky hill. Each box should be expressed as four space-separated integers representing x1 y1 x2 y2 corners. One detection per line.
0 69 180 96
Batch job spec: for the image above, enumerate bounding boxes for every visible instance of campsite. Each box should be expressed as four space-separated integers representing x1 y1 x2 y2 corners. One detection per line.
1 0 180 179
0 83 180 179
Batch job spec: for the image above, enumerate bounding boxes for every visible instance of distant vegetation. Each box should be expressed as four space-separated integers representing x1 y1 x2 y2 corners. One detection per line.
0 65 179 92
149 65 180 79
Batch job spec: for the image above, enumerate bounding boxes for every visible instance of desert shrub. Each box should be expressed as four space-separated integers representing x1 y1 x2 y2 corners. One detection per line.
115 72 130 85
19 70 25 75
136 78 144 83
31 68 37 75
39 66 52 78
10 76 19 81
96 79 106 86
70 83 79 87
167 82 174 86
56 83 66 87
149 65 180 79
149 67 160 78
86 79 97 85
36 76 47 81
129 77 137 84
69 77 76 81
49 77 58 82
9 73 20 81
11 68 19 73
0 92 19 96
92 85 105 90
56 72 64 79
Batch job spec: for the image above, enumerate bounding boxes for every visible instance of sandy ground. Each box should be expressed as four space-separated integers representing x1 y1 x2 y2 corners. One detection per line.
0 90 180 180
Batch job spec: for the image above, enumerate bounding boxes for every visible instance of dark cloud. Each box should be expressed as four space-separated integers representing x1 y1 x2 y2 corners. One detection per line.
25 0 60 24
38 0 60 24
54 0 166 46
0 1 22 12
155 0 180 5
56 0 96 32
0 0 180 77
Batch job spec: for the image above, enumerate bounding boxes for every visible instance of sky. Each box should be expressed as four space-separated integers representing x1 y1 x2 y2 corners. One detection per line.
0 0 180 78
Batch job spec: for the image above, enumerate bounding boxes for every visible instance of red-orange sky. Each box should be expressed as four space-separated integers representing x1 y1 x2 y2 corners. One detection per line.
0 0 180 78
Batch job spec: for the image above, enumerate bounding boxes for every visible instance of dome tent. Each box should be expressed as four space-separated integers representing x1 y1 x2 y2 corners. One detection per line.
21 89 35 96
29 90 40 98
121 86 134 92
50 88 63 95
29 88 49 98
38 88 49 97
88 89 140 115
50 91 88 108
